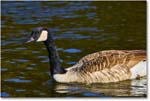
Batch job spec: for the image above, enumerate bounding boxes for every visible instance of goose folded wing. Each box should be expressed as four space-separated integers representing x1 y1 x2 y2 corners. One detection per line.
72 50 146 73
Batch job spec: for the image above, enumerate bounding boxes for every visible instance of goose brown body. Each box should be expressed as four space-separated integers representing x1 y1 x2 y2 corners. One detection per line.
54 50 146 83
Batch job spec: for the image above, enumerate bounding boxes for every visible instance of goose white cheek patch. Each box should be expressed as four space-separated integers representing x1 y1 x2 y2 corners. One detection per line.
37 30 48 42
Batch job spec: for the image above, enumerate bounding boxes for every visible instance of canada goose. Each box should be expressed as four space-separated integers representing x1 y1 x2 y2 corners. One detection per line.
25 27 146 84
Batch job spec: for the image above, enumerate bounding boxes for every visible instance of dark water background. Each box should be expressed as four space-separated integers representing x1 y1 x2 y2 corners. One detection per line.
1 1 147 97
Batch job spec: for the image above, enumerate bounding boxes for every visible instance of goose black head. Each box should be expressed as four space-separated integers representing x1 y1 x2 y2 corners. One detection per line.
26 27 49 43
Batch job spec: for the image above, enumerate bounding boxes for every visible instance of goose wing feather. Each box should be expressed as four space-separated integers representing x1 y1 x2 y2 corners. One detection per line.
70 50 146 73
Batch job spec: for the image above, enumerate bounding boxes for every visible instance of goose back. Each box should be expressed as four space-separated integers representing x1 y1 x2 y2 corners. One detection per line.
72 50 146 73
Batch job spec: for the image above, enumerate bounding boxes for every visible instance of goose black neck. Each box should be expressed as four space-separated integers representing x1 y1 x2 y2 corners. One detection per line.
43 30 66 77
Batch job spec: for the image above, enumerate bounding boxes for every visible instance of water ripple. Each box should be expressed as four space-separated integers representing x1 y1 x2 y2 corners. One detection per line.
1 92 10 97
38 56 47 59
67 61 77 65
4 78 32 83
64 48 81 53
54 33 91 40
1 68 8 72
16 89 26 92
16 59 29 63
83 92 104 97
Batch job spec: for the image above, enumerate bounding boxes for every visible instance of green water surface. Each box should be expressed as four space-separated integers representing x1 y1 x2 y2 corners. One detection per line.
1 1 146 97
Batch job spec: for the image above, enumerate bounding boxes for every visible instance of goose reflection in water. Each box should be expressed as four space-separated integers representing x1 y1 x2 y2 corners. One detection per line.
49 77 146 97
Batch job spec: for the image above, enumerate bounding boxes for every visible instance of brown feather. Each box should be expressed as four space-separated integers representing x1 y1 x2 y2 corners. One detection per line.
72 50 146 73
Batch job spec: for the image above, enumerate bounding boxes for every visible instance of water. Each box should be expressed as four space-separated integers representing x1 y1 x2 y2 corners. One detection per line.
1 1 146 97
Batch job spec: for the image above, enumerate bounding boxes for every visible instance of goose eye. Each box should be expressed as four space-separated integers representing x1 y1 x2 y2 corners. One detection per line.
33 31 40 40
